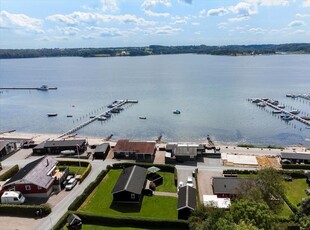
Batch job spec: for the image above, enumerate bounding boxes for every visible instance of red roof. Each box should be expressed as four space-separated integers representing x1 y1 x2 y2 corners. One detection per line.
114 140 155 155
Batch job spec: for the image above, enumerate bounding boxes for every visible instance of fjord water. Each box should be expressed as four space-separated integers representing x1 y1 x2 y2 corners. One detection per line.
0 54 309 145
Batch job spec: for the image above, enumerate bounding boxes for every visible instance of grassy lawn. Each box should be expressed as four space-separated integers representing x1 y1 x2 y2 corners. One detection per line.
58 165 87 175
277 202 293 218
79 169 178 220
65 225 149 230
156 172 177 193
284 179 309 207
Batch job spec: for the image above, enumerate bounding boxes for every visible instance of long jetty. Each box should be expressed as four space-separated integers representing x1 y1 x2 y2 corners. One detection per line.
0 87 57 90
251 98 310 127
58 99 138 138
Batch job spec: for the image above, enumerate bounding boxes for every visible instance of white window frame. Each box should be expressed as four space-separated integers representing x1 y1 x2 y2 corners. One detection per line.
25 185 31 191
131 193 135 199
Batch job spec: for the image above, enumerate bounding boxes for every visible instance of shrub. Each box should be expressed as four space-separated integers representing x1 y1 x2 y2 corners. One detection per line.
112 162 175 172
282 195 298 213
0 203 51 218
58 160 89 167
0 164 19 181
279 170 306 178
282 164 310 170
223 169 257 175
79 163 92 183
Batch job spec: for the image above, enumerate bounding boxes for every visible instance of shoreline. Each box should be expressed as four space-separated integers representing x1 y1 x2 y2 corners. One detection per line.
0 131 308 152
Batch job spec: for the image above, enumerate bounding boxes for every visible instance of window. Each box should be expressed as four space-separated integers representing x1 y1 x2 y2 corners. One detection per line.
14 197 18 201
25 185 31 191
131 193 135 199
37 186 42 190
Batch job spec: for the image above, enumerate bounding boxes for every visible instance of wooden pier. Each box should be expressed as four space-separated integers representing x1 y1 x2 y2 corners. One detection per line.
0 87 57 90
58 99 138 138
250 98 310 127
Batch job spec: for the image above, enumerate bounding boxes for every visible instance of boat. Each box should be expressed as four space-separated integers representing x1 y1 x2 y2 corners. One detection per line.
117 107 124 111
290 110 300 115
278 105 285 109
111 108 120 113
251 98 261 103
89 116 95 119
47 113 57 117
281 115 293 121
103 112 112 118
173 109 181 114
257 102 266 107
97 116 107 121
60 150 76 155
67 115 73 118
272 110 282 114
37 85 48 91
301 116 310 121
139 116 146 119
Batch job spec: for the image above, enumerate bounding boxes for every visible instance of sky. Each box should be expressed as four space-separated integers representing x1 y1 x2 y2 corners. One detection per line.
0 0 310 49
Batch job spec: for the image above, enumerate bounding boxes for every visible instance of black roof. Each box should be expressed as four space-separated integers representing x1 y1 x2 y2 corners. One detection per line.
94 143 109 153
67 214 81 225
281 152 310 161
33 139 86 150
212 177 245 195
178 186 196 210
112 165 147 195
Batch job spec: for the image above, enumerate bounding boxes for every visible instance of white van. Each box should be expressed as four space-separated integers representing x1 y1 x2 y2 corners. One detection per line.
1 191 25 204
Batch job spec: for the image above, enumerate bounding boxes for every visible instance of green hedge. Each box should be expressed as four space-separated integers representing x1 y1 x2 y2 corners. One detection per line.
112 162 175 173
58 160 89 168
222 169 258 175
0 164 19 181
0 203 51 218
73 211 188 229
68 169 108 211
282 195 298 213
282 164 310 170
279 170 306 178
79 163 92 183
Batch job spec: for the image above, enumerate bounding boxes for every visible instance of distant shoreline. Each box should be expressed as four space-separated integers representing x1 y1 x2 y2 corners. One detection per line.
0 43 309 59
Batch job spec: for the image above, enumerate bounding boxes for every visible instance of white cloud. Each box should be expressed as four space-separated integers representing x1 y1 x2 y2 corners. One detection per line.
191 22 200 26
217 22 228 29
142 0 171 9
58 26 80 36
229 2 258 16
288 20 306 27
303 0 310 7
207 7 229 17
290 29 305 34
144 10 170 17
248 27 265 34
171 16 190 24
296 13 310 17
256 0 289 6
100 0 119 12
0 10 43 33
178 0 192 4
47 12 156 26
228 16 250 22
146 25 181 34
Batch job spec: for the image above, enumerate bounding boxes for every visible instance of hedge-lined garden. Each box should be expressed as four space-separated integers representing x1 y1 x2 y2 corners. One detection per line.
0 164 19 181
0 203 51 218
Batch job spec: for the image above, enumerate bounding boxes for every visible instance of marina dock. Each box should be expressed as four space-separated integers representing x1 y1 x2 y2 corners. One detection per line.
58 99 138 138
249 98 310 127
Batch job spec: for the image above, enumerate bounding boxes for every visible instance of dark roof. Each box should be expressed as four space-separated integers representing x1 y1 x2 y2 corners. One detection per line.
166 143 200 157
112 165 147 195
4 156 58 189
67 214 81 225
178 186 197 210
212 177 245 195
44 139 86 148
33 141 45 150
281 152 310 161
94 143 109 153
114 140 155 155
0 141 11 151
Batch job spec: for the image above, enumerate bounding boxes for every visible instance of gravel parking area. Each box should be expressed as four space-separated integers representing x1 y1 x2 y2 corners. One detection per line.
197 170 222 202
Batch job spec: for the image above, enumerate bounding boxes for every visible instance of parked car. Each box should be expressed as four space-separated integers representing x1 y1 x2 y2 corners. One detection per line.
1 191 25 204
65 178 77 191
187 176 193 187
178 181 184 191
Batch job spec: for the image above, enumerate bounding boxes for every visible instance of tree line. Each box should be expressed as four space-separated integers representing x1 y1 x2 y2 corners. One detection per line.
0 43 309 59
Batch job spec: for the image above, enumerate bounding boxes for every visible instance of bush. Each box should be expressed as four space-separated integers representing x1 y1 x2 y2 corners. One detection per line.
68 169 108 211
79 163 92 183
0 164 19 181
73 211 188 229
282 195 298 213
222 169 257 175
279 170 306 178
58 160 89 168
0 203 51 218
282 164 310 170
112 162 175 173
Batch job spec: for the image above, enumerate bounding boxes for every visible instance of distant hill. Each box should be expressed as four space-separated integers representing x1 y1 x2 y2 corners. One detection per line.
0 43 309 59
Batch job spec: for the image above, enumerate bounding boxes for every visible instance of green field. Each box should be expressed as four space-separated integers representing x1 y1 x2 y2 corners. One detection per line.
284 178 309 207
79 169 178 220
156 171 177 193
58 165 87 175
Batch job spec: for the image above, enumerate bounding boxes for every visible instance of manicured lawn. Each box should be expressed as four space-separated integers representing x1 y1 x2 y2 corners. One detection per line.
66 225 149 230
277 202 293 218
79 170 178 220
156 171 177 193
284 179 309 206
58 165 87 175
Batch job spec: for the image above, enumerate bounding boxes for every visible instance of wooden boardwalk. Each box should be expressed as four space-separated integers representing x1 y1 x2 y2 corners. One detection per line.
58 99 138 138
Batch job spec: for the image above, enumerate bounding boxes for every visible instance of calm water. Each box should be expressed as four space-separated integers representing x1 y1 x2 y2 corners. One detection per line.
0 54 310 145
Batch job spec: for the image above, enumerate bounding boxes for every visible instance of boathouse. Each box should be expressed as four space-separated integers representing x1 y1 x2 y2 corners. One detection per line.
113 140 156 162
33 139 87 155
111 165 147 203
93 143 110 159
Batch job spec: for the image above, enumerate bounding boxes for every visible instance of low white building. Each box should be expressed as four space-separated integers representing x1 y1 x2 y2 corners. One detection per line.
221 153 258 166
203 195 231 208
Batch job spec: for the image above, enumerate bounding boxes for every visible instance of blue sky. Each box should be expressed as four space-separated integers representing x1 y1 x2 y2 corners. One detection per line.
0 0 310 48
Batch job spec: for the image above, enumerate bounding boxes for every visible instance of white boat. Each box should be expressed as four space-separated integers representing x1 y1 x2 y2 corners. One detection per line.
278 105 285 109
60 150 76 155
97 116 107 121
290 110 300 115
272 110 282 114
173 109 181 114
257 102 266 107
281 115 293 121
47 113 57 117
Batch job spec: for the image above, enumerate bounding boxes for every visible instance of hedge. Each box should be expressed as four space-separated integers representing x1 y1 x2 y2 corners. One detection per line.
58 160 89 168
282 164 310 170
68 169 108 211
0 203 51 218
222 169 258 175
279 170 306 179
0 164 19 181
112 162 175 173
79 163 92 183
73 211 188 229
282 195 298 213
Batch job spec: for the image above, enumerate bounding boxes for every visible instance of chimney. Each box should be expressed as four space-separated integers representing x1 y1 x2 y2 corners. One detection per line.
46 159 49 166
